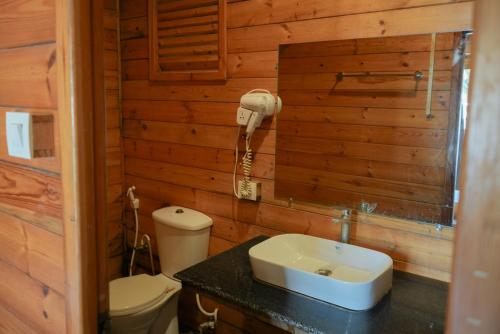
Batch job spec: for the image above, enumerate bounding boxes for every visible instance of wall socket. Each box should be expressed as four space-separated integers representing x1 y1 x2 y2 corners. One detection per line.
238 180 261 201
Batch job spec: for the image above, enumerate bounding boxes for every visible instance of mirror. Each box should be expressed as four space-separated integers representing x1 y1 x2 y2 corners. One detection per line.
275 32 471 226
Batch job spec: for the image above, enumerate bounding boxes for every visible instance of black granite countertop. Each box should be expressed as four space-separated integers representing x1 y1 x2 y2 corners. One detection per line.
174 236 448 334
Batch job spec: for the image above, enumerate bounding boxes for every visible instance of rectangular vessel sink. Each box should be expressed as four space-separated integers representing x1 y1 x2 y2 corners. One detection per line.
249 234 393 310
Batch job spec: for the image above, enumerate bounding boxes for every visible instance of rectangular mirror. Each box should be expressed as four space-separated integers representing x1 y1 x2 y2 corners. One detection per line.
275 32 471 226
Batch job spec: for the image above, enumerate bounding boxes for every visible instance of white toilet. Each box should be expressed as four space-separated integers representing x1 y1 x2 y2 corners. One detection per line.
109 206 213 334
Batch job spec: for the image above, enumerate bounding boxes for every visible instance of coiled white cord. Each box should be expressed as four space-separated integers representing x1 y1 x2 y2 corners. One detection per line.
233 127 254 199
233 127 241 198
240 136 253 198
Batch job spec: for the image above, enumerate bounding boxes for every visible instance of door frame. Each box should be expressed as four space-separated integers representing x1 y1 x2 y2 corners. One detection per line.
56 0 102 332
446 0 500 332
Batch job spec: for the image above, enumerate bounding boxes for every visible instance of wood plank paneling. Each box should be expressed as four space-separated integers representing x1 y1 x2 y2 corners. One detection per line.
120 16 148 40
278 105 449 129
123 99 235 123
124 138 274 179
119 1 471 35
120 0 472 288
279 71 452 91
277 165 444 203
279 89 450 110
24 223 65 294
0 304 37 334
123 119 276 154
0 161 62 218
227 51 278 78
104 29 118 51
120 0 147 19
0 0 55 49
0 0 66 329
0 201 62 235
279 33 455 57
122 50 279 79
121 37 148 59
228 3 473 53
0 43 57 109
122 78 276 102
103 3 124 282
0 210 29 273
227 0 469 29
277 150 444 185
123 99 275 128
0 207 65 294
0 260 66 333
278 121 448 148
104 9 118 29
279 51 453 74
277 135 445 166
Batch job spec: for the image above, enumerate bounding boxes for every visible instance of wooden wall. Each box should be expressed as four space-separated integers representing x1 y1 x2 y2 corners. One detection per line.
0 0 66 332
103 0 125 282
118 0 475 282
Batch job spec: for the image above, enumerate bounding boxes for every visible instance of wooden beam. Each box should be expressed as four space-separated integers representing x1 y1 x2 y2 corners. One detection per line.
56 0 98 332
447 0 500 332
92 0 111 319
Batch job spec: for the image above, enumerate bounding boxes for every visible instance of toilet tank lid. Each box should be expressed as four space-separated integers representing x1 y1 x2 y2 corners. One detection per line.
152 206 213 231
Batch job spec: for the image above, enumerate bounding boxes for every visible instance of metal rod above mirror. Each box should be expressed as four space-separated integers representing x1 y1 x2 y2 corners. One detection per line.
335 71 424 81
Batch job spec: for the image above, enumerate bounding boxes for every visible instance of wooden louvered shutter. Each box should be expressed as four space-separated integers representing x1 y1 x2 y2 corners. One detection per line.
149 0 227 81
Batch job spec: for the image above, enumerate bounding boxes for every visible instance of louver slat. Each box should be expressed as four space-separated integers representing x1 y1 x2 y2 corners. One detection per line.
149 0 226 81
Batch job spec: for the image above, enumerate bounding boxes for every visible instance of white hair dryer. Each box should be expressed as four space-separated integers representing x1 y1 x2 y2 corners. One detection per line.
236 89 282 137
233 89 281 201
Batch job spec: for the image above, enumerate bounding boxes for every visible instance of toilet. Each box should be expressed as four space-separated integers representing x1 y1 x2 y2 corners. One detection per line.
109 206 213 334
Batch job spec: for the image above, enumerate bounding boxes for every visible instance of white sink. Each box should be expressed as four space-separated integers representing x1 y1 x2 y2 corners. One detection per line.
249 234 393 310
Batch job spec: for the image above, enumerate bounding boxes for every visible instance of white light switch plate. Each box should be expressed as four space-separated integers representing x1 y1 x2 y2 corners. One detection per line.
6 112 33 159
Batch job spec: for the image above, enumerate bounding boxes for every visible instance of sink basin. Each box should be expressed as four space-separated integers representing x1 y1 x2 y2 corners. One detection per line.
249 234 393 310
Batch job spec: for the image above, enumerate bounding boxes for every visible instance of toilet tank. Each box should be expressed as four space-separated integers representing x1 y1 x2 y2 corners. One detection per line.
152 206 213 278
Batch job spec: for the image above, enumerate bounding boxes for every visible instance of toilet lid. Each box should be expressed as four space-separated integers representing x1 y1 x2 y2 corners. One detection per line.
109 274 172 317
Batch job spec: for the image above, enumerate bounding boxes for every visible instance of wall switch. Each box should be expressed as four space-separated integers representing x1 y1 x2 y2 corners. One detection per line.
6 112 33 159
238 180 261 201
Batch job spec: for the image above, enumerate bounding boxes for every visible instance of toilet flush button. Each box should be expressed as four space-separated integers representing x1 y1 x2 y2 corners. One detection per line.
175 209 184 214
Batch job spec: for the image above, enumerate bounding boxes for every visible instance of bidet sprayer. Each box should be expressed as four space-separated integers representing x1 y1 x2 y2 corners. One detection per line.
126 186 140 209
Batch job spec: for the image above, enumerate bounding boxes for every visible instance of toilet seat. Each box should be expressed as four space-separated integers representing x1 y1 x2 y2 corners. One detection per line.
110 274 178 317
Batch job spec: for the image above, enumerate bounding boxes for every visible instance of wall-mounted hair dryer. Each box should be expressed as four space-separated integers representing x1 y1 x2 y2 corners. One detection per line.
236 89 282 137
234 89 281 201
